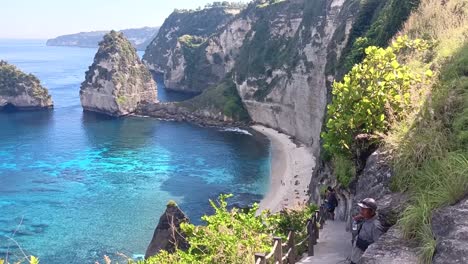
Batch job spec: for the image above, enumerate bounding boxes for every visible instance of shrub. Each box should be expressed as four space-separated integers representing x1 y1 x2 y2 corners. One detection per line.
332 155 356 188
321 36 431 157
135 194 316 264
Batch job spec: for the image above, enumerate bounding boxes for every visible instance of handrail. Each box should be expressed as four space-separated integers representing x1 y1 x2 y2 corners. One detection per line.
254 203 328 264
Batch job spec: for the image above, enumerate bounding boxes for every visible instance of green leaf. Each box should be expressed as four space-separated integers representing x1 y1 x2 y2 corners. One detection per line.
425 69 433 77
30 256 39 264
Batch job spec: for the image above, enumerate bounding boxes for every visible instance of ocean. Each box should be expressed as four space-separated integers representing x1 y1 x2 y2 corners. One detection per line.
0 39 271 263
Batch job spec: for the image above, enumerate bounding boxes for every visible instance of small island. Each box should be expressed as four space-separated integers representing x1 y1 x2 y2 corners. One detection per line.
80 30 158 116
0 60 53 111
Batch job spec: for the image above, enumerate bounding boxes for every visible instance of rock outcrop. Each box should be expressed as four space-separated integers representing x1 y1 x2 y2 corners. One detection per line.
145 202 190 259
138 77 250 126
80 31 157 116
142 3 243 92
0 60 53 110
432 197 468 264
361 226 419 264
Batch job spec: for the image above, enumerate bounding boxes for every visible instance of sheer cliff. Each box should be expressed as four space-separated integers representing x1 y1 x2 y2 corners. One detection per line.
142 5 243 92
142 0 357 150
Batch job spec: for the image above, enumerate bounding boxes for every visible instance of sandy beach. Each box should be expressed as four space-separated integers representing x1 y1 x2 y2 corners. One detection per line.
252 125 316 213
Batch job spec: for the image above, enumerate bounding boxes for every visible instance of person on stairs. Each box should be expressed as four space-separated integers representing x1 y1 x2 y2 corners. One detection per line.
325 186 339 220
349 198 383 264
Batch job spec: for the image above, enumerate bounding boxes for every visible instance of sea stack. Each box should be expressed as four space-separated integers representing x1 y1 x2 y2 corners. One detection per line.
0 60 53 110
145 201 190 259
80 30 157 116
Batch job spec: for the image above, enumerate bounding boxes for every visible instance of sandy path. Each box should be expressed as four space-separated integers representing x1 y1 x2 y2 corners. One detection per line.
252 125 315 213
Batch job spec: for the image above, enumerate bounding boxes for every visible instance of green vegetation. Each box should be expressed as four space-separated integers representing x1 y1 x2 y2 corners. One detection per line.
322 36 431 158
332 154 356 187
2 194 316 264
0 256 39 264
0 60 50 99
391 45 468 262
129 194 316 264
234 0 323 100
177 35 215 89
234 0 307 81
339 0 420 75
381 1 468 261
323 0 467 262
181 77 250 121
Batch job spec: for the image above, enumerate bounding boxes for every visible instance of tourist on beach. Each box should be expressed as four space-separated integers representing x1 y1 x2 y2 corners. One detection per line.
325 186 338 220
349 198 384 264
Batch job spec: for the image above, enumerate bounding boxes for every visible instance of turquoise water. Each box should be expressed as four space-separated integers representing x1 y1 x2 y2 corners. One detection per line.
0 40 271 263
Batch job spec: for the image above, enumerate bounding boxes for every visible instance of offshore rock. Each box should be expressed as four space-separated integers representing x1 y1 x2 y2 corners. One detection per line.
432 197 468 264
0 60 53 110
145 202 190 259
80 31 157 116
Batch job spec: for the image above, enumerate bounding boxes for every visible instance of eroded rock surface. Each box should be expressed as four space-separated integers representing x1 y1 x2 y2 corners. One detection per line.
80 31 157 116
432 197 468 264
145 203 190 259
361 226 419 264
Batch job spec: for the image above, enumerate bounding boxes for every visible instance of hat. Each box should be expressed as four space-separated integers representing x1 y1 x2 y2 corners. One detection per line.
358 198 377 211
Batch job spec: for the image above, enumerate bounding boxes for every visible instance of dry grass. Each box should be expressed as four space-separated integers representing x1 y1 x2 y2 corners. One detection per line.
382 0 468 263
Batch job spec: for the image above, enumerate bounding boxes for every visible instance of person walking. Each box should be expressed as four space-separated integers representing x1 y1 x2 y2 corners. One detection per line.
350 198 384 264
326 186 339 220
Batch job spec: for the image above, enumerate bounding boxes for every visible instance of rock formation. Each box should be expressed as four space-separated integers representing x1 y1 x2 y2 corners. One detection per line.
361 227 419 264
137 77 250 126
0 60 53 110
432 197 468 263
142 3 243 92
145 202 190 259
142 0 356 150
80 31 157 116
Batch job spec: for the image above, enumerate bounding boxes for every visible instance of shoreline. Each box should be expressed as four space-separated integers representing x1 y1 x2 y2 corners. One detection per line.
252 125 315 213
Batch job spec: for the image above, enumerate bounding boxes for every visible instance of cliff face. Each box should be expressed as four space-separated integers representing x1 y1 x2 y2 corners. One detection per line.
233 0 355 149
154 0 356 147
80 31 157 116
0 60 53 110
142 5 242 92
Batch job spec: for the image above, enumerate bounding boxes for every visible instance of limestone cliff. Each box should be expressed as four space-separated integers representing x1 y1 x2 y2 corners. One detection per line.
80 31 157 116
142 3 243 92
0 60 53 110
142 0 356 148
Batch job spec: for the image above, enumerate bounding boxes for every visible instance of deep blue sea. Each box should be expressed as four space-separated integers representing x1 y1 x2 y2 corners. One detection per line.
0 39 271 263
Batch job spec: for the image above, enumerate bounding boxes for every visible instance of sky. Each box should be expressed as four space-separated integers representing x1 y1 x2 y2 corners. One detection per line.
0 0 251 39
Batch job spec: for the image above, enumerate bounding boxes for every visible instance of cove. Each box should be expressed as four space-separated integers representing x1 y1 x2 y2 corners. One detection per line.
0 39 271 263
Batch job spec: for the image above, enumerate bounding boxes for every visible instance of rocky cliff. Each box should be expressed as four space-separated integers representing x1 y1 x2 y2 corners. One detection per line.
46 27 160 51
0 60 53 110
143 0 356 149
80 31 157 116
142 4 244 92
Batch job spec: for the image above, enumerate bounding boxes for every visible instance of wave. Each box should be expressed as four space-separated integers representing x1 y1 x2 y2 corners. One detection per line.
221 127 252 136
